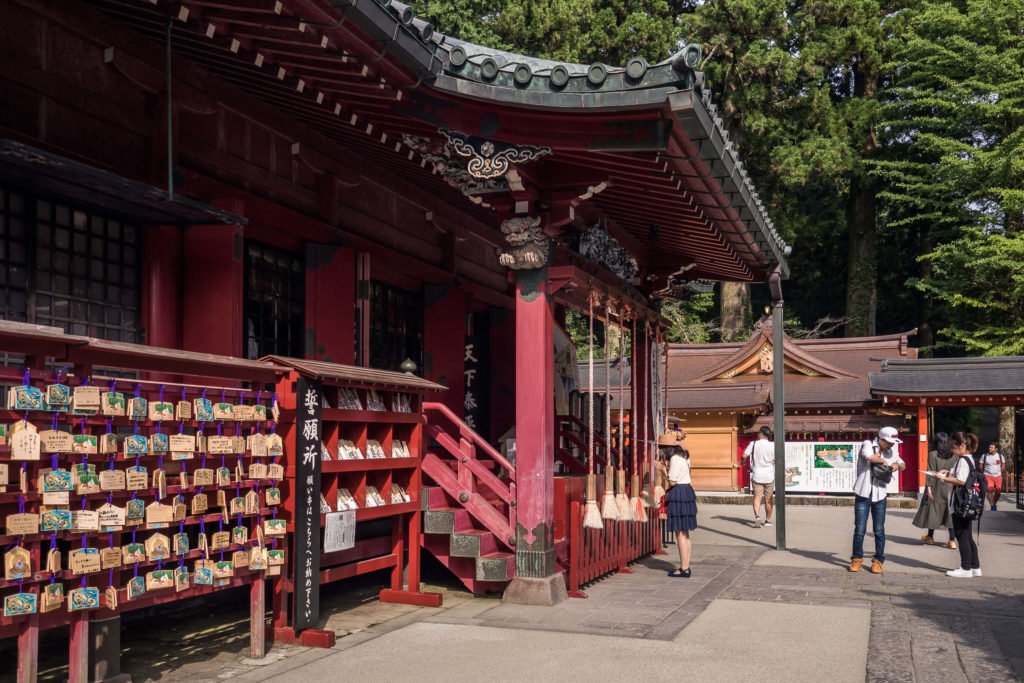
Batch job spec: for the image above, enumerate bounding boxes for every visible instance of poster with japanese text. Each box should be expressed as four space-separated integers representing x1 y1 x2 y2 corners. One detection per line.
784 441 900 494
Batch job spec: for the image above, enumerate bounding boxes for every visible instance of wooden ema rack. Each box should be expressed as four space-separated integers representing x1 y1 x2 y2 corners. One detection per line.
0 324 287 683
263 356 443 649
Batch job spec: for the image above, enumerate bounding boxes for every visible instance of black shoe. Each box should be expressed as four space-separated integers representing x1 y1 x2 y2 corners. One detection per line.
668 567 691 578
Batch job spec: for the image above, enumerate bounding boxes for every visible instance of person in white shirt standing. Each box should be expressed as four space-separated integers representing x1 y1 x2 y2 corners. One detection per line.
849 426 906 574
981 442 1006 511
743 426 775 528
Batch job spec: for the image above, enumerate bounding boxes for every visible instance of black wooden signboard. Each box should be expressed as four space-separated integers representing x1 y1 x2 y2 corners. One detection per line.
293 375 322 631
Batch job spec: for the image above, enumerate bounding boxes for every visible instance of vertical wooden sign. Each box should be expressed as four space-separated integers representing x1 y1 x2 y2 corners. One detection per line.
293 376 322 632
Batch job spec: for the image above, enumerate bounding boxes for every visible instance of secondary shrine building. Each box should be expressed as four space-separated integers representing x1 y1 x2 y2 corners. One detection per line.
0 0 786 652
584 322 920 493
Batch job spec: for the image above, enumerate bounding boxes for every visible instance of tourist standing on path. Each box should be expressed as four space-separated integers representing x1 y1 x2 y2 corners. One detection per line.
743 426 775 528
937 432 982 577
980 442 1006 511
913 432 956 548
664 441 697 578
850 426 906 574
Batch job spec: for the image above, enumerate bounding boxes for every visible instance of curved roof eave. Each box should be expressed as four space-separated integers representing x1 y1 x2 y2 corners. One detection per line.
333 0 791 276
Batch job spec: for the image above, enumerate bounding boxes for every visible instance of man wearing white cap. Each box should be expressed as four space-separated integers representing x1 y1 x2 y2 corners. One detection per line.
849 426 906 574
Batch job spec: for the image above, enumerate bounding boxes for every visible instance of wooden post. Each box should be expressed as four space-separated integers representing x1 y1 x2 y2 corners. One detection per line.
250 575 265 659
406 510 422 592
917 402 929 492
16 614 39 683
68 611 89 683
390 514 404 590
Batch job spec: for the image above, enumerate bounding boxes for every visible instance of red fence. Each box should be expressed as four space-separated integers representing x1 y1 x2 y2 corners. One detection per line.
566 502 660 598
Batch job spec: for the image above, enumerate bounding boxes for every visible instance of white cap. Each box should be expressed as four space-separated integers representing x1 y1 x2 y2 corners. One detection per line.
878 426 902 445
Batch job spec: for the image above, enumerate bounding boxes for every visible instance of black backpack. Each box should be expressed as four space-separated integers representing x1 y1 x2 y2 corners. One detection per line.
953 456 986 521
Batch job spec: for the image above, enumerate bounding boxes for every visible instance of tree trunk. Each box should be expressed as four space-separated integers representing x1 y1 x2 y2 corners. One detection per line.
1000 405 1016 484
845 176 877 336
720 281 751 342
845 59 879 338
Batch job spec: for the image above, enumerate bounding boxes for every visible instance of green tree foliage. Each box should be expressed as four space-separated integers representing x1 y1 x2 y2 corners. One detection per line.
877 0 1024 355
912 229 1024 355
409 1 691 64
679 1 915 336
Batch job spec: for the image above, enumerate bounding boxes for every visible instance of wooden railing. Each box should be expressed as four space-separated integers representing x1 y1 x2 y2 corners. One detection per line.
423 402 516 547
566 498 660 598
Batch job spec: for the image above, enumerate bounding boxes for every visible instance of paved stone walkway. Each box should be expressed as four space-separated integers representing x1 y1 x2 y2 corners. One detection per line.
11 503 1023 682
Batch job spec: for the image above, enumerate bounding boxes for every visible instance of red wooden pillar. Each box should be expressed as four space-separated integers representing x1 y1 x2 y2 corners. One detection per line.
916 402 928 491
305 243 356 364
16 614 39 683
423 284 468 416
68 612 89 683
182 208 244 357
141 226 182 349
503 268 566 605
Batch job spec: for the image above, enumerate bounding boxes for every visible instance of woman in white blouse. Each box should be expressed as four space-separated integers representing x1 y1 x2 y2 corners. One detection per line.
662 435 698 577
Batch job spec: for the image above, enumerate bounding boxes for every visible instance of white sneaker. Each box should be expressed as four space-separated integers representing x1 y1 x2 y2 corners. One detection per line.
764 519 773 527
946 568 974 578
972 568 983 577
753 517 762 528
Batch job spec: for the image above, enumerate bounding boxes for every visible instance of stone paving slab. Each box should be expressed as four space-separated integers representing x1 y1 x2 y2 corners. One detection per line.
261 602 869 683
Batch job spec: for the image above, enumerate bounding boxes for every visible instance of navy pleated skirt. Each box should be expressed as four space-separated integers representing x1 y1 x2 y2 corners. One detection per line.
666 483 698 532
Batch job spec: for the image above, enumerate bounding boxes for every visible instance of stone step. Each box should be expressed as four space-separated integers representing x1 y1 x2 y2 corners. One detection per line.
423 507 473 535
476 552 515 582
451 529 498 558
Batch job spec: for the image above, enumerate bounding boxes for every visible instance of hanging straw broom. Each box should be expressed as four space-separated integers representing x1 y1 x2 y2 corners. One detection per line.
582 292 604 530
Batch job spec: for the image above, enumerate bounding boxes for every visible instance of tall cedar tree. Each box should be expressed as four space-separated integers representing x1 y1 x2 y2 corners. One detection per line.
877 0 1024 355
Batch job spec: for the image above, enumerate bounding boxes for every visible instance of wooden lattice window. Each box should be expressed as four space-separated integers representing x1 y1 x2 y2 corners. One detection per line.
0 187 141 345
243 241 305 360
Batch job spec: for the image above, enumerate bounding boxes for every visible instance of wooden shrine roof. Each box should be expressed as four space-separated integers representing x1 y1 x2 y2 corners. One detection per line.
260 355 446 392
580 326 917 413
0 321 288 381
83 0 788 287
0 139 245 226
668 327 916 410
870 356 1024 402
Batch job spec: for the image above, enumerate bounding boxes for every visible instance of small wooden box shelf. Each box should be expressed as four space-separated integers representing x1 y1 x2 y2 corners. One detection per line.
261 356 445 640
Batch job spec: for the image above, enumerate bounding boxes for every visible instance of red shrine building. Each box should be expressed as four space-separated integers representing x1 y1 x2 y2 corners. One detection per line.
0 1 788 672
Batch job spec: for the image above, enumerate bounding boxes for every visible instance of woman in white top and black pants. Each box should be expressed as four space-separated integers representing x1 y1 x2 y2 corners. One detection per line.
664 438 698 577
937 431 982 577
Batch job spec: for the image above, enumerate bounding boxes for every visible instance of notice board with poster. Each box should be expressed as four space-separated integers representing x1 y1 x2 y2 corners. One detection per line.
783 441 900 494
264 355 445 642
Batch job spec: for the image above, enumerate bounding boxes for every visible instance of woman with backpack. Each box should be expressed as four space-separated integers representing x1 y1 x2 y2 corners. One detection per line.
937 431 982 578
913 432 956 548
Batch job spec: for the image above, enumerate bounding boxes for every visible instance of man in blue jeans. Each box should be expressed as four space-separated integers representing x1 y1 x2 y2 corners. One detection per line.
850 427 906 574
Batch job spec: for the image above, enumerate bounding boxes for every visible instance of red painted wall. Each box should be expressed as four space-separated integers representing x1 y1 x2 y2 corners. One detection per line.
305 243 356 365
423 285 467 416
181 221 244 357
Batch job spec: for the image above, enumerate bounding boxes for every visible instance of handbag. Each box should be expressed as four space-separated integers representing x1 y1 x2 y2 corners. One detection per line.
871 462 893 486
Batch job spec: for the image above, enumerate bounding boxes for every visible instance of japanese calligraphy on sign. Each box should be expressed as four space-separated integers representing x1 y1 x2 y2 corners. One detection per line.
463 318 489 433
293 376 322 631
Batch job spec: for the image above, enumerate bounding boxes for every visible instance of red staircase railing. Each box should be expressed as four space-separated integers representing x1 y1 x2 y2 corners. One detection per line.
556 414 619 474
423 402 516 547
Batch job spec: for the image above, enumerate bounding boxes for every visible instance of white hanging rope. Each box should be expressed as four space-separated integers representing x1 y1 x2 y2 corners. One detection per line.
587 293 595 475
